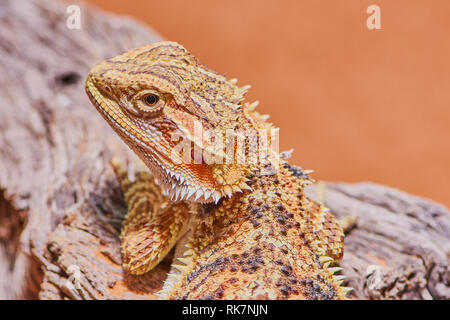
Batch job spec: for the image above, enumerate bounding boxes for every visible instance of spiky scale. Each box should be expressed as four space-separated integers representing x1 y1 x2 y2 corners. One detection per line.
328 267 343 274
319 256 334 264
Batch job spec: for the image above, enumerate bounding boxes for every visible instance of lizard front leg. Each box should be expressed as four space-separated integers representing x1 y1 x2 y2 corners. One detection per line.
111 158 191 275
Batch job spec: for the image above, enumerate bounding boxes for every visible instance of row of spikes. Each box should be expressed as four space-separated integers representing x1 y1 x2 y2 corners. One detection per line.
228 78 251 94
166 180 253 203
156 243 196 299
162 162 253 202
227 77 275 124
227 78 251 106
160 166 221 202
168 183 222 203
318 253 353 299
227 77 261 113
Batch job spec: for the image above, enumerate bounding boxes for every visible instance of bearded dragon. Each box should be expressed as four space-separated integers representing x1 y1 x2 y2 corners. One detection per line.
85 41 351 299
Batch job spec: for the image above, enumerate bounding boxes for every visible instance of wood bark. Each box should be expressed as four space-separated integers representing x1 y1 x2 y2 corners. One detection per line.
0 0 448 300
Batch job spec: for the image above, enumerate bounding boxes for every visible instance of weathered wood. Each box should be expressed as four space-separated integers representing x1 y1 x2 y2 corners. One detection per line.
0 0 448 299
307 183 449 299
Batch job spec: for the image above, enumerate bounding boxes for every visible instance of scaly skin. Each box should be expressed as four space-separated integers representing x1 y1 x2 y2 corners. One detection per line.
85 41 350 299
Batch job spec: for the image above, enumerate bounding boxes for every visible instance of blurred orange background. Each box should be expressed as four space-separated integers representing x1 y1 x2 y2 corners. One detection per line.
86 0 449 207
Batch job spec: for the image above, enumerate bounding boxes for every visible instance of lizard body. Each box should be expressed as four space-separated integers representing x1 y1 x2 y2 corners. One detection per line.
85 41 350 299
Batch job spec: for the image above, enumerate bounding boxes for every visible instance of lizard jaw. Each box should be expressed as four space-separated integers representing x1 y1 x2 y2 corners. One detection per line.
158 165 223 203
145 157 254 204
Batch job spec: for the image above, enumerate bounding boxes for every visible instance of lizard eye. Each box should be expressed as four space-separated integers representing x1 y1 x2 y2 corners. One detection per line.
144 93 159 106
131 90 164 118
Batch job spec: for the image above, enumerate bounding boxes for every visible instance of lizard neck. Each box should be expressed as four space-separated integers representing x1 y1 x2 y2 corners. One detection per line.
166 163 346 299
193 163 311 250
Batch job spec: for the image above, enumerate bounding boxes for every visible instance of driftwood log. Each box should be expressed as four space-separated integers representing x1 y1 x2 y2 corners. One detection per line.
0 0 448 300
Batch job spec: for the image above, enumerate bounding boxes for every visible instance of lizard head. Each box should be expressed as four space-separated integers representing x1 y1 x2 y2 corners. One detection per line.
85 41 255 203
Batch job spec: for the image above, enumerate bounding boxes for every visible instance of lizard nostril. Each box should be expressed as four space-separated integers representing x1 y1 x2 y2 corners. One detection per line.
97 84 113 98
